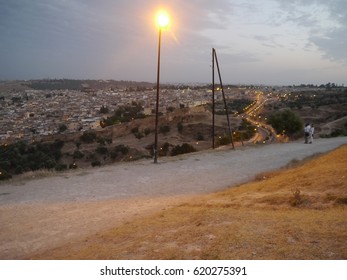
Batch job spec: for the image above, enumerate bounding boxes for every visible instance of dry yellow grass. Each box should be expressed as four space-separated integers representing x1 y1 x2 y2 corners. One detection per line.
33 145 347 260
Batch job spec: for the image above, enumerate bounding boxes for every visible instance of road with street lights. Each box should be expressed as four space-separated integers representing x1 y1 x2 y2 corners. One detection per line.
239 91 277 144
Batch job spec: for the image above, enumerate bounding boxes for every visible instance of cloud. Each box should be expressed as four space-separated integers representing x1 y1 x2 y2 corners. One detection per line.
312 0 347 64
253 35 286 49
273 0 347 64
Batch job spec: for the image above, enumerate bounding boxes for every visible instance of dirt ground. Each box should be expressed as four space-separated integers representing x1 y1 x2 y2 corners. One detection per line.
0 195 197 259
0 137 346 259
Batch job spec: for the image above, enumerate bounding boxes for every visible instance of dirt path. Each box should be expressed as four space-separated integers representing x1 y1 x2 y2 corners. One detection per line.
0 137 346 259
0 195 194 259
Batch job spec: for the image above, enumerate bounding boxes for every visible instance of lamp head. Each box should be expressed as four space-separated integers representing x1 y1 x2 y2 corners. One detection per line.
157 11 169 29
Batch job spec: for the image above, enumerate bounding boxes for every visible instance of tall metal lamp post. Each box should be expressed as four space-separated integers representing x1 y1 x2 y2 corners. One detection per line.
154 11 169 163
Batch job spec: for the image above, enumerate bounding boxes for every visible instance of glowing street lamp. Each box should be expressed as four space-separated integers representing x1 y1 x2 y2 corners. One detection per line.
154 11 169 163
157 12 170 29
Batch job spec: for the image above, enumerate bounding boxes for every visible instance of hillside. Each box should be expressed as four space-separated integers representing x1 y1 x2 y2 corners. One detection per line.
32 143 347 260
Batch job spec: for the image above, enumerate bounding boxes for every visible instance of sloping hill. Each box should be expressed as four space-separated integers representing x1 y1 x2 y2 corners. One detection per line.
33 144 347 260
320 116 347 136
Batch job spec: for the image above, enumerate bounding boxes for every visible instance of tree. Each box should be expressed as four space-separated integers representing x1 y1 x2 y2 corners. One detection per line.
268 109 303 138
80 131 97 143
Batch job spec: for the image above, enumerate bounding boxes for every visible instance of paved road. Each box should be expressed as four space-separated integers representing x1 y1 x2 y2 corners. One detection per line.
1 137 346 206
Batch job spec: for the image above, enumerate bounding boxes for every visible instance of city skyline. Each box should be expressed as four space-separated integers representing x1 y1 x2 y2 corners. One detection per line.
1 0 346 85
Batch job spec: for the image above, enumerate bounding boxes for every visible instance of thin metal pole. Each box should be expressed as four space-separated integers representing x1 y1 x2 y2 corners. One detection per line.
212 48 215 149
154 28 162 163
214 50 235 149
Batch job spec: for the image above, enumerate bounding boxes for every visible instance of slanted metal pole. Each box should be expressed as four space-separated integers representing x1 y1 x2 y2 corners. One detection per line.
214 50 235 149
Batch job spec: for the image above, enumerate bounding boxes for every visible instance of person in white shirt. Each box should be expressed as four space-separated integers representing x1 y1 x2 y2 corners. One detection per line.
304 123 311 144
309 124 314 144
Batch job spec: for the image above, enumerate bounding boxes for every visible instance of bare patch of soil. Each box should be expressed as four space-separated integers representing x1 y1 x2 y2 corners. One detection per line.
0 195 194 259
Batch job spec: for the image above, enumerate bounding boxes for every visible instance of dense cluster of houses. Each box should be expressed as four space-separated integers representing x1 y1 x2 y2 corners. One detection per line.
0 86 220 143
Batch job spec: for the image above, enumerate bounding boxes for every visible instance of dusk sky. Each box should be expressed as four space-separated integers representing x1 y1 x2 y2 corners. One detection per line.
1 0 346 85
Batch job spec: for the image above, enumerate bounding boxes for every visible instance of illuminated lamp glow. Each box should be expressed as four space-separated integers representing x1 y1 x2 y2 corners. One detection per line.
157 11 169 28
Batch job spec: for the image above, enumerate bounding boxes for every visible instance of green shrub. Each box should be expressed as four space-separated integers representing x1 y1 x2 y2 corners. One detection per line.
55 164 68 171
177 122 183 133
96 146 108 155
131 127 139 134
0 140 64 177
80 131 97 143
110 150 118 160
159 125 170 135
160 142 171 156
144 128 151 136
115 144 129 155
171 143 196 156
135 132 144 139
196 132 204 141
217 136 232 146
91 160 101 167
268 109 303 137
0 168 12 180
72 150 84 159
